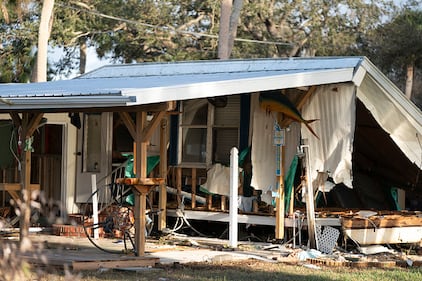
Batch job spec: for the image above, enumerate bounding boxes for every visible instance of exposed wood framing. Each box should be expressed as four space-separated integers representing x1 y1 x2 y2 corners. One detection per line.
176 167 182 208
118 112 136 140
129 109 168 256
158 117 168 231
141 111 166 142
191 168 197 209
9 112 44 251
0 101 177 114
275 113 285 240
280 85 317 128
135 111 148 178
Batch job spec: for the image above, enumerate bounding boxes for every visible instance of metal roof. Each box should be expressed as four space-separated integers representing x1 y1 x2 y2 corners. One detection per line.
0 57 363 110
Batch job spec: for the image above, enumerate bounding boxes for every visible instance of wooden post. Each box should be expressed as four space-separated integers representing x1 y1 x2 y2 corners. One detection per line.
289 184 295 216
20 148 31 249
275 115 285 240
135 112 148 178
275 146 285 240
134 111 148 256
229 147 239 248
91 174 99 239
221 195 227 211
158 118 167 231
206 194 212 210
302 144 317 249
134 186 147 256
176 167 182 208
191 168 197 209
116 177 164 256
16 113 44 251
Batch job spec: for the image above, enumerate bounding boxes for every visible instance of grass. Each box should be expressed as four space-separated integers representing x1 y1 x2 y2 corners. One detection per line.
28 260 422 281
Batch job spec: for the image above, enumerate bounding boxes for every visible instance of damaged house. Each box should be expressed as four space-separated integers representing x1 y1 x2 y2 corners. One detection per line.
0 56 421 254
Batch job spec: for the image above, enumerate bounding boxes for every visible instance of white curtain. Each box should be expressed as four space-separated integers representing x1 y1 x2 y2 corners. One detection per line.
250 94 302 205
301 83 356 188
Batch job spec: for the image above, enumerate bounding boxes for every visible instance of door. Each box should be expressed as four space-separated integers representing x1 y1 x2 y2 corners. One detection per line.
75 112 113 203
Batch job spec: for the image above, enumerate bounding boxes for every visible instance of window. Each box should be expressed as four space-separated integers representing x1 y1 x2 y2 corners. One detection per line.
180 96 240 166
82 113 102 172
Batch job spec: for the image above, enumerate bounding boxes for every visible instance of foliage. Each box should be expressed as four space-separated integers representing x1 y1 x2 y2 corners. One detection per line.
0 0 405 82
362 6 422 101
0 1 39 82
232 0 395 58
49 0 396 77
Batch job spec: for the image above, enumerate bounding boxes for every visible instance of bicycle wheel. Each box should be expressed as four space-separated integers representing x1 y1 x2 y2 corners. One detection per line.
82 183 136 254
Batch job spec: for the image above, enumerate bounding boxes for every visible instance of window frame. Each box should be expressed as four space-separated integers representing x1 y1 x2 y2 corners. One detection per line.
178 97 240 168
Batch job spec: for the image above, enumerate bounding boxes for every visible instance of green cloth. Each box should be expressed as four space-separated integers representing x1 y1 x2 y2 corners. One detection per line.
125 155 161 206
124 154 160 178
391 187 401 211
284 155 298 213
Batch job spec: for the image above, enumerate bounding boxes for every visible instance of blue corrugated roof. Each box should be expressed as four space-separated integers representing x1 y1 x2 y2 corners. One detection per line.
0 57 364 110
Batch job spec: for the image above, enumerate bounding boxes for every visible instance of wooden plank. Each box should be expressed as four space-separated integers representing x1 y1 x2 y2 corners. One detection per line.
280 86 316 128
116 177 164 186
141 111 166 142
220 195 226 211
134 110 148 256
158 117 168 231
0 183 40 191
191 168 197 209
303 145 317 249
2 101 176 114
296 85 317 110
72 257 159 271
275 115 284 240
139 191 148 256
118 112 136 140
341 215 422 229
135 111 148 178
25 113 44 137
176 167 182 208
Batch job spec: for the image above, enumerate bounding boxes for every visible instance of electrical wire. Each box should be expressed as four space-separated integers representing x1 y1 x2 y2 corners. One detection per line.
57 3 294 47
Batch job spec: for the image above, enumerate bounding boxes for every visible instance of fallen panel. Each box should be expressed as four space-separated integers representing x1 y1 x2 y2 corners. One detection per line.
343 226 422 245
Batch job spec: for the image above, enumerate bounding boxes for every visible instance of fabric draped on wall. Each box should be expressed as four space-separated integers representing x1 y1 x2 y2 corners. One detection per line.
301 83 356 188
250 94 302 205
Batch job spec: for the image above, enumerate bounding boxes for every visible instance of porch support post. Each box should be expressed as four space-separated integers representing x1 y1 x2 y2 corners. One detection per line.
134 111 148 256
14 112 44 251
302 144 317 249
229 147 238 248
275 114 285 240
135 111 147 178
158 117 168 231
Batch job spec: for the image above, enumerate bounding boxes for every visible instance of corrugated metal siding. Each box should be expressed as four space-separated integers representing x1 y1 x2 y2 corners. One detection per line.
301 83 356 187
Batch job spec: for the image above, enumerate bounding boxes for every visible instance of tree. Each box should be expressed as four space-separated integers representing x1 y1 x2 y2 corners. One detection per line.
1 0 397 81
232 0 394 58
218 0 244 59
365 8 422 100
0 1 38 82
33 0 55 82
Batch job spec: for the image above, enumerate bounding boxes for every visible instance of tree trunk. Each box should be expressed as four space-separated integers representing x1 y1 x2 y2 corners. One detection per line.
218 0 243 59
227 0 243 57
79 40 87 75
405 62 414 100
218 0 232 59
33 0 55 82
